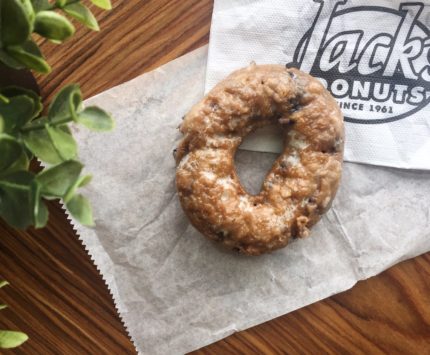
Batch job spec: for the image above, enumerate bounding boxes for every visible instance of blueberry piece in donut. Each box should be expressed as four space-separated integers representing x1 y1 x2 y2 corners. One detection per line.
175 63 344 256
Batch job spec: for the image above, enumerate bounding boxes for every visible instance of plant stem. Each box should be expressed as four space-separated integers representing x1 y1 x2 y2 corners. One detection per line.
0 94 9 104
20 117 72 132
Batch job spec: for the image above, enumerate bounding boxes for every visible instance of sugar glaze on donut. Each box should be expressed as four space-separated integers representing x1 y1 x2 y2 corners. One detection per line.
175 64 344 256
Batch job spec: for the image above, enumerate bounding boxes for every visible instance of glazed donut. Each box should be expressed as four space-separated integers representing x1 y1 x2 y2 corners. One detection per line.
175 64 344 256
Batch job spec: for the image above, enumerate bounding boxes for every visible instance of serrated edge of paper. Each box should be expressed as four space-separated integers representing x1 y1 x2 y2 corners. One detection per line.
61 201 140 354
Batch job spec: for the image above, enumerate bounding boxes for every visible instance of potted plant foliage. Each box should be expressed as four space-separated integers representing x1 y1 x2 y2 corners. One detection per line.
0 0 112 348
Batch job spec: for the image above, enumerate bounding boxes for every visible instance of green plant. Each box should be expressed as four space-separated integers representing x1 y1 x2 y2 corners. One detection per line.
0 281 28 349
0 0 113 229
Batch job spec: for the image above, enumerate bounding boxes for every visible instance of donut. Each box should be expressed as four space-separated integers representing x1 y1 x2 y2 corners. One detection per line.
175 64 344 256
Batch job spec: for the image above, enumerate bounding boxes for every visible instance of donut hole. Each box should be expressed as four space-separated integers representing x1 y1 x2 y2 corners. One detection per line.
234 125 283 195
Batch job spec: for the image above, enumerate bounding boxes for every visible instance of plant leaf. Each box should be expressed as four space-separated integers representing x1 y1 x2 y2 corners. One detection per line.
0 171 34 229
0 171 33 186
78 174 92 187
48 84 81 121
63 3 99 31
58 124 72 134
36 160 82 197
23 127 62 164
34 11 75 42
63 173 91 203
55 0 67 8
37 198 49 228
45 124 77 161
6 40 51 74
0 0 33 45
66 194 94 226
0 50 25 70
3 150 30 176
0 94 9 104
23 122 78 164
0 134 23 173
20 0 36 25
0 281 9 288
77 106 114 131
22 143 34 160
0 330 29 349
0 86 42 120
21 115 48 131
0 304 7 310
0 95 35 133
90 0 111 10
31 0 51 12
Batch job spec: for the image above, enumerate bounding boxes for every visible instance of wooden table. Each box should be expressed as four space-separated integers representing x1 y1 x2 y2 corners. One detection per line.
1 1 429 353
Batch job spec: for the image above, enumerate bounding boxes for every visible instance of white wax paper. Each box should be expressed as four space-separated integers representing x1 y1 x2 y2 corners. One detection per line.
70 46 430 354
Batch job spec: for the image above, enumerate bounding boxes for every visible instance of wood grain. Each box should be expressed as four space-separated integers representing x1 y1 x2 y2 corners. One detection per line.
1 0 429 353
